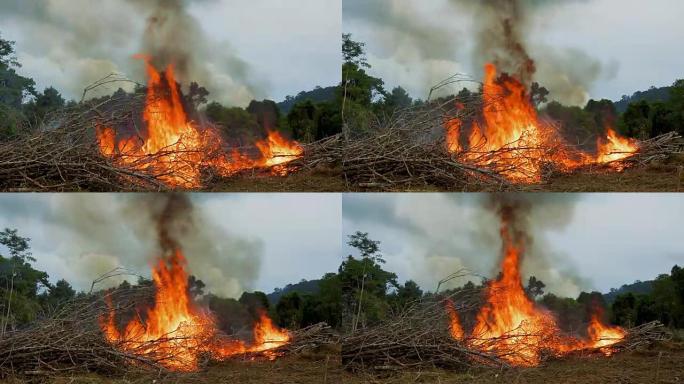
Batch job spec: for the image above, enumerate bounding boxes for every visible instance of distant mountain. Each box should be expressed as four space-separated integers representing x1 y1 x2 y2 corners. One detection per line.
267 279 321 305
277 86 337 114
614 85 672 113
603 280 655 303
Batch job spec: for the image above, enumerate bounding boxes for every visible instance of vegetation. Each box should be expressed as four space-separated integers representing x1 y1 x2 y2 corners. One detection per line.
3 225 683 337
0 31 340 144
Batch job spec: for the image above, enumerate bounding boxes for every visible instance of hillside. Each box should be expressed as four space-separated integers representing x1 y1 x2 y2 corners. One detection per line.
614 85 672 113
267 279 321 305
277 86 337 113
603 279 655 303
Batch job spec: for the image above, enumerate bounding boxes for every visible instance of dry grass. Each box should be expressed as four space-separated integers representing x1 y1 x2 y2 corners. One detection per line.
5 341 683 384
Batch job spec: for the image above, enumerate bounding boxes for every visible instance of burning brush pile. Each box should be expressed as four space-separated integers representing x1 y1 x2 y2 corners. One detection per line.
0 230 335 378
342 203 670 372
343 63 683 190
0 57 340 191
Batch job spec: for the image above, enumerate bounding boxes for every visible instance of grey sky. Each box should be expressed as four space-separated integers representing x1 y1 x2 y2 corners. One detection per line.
2 193 681 299
0 0 340 106
0 193 342 297
342 193 684 297
343 0 684 103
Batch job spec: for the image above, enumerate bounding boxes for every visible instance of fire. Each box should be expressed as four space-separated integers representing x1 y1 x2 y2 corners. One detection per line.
445 64 639 183
595 127 639 170
445 299 464 340
100 249 290 371
586 309 627 353
96 56 303 189
445 214 626 366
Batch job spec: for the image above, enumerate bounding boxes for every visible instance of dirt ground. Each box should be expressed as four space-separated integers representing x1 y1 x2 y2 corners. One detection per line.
209 166 346 192
351 156 684 192
5 341 683 384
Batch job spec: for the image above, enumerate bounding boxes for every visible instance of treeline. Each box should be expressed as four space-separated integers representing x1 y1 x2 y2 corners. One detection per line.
0 32 341 144
341 34 684 142
611 266 684 328
2 226 683 334
266 231 684 333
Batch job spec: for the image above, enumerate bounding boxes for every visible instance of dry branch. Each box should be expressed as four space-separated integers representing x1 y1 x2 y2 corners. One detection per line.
341 286 670 373
0 289 165 378
0 78 341 192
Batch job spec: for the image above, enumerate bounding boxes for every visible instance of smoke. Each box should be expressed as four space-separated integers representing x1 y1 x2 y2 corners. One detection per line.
343 0 468 96
127 0 259 105
449 0 606 105
1 194 263 298
343 194 589 297
0 0 261 106
477 194 589 297
346 0 608 105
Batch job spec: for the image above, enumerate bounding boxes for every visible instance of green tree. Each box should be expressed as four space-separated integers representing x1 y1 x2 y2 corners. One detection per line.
275 291 303 328
340 232 397 330
287 100 317 142
239 291 270 319
23 86 65 125
525 276 546 299
187 275 206 299
389 280 423 313
204 101 261 141
0 35 36 138
620 100 652 138
383 86 413 111
341 34 386 135
0 228 49 330
611 292 637 327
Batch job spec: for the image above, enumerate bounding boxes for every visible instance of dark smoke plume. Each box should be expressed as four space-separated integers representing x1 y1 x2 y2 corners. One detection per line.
450 0 605 105
479 193 588 296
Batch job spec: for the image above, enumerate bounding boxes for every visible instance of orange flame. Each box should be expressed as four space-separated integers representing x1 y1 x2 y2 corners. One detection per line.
586 309 627 354
445 299 464 340
445 64 638 183
100 249 290 371
96 56 303 189
446 215 625 366
595 127 639 170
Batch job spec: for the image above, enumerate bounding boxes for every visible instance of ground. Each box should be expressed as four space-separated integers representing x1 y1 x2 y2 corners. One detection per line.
536 158 684 192
5 342 683 384
209 166 346 192
351 156 684 192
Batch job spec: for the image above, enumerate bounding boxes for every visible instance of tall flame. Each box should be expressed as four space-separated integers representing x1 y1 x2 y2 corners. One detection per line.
445 214 626 366
96 56 303 189
100 249 290 371
445 64 639 183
